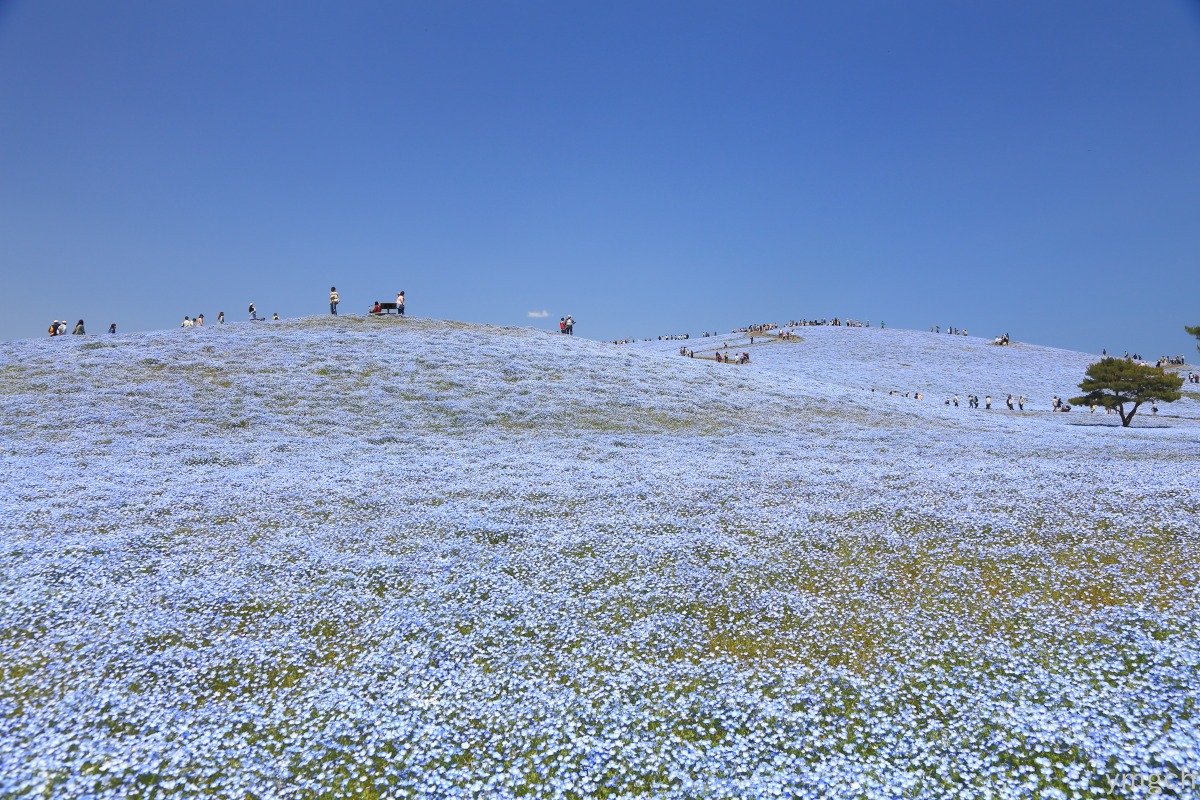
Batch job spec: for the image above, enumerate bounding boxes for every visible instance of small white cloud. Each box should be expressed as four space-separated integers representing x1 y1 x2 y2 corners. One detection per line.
527 310 549 318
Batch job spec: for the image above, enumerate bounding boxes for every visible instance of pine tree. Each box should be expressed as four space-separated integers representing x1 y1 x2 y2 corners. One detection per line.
1070 358 1183 427
1187 324 1200 353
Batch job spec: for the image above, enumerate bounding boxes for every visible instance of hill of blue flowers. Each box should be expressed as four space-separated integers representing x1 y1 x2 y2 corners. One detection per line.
1 315 1197 799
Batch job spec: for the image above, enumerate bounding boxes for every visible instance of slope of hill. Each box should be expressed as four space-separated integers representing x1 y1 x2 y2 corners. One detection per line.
1 316 1197 799
631 325 1200 419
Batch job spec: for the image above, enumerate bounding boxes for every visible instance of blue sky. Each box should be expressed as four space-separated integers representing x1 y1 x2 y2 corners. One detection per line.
2 1 1198 357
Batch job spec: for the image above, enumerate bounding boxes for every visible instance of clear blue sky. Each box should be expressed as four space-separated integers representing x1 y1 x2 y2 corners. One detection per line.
2 1 1198 356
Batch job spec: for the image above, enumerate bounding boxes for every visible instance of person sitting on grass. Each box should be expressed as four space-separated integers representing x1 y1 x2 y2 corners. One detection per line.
72 319 85 335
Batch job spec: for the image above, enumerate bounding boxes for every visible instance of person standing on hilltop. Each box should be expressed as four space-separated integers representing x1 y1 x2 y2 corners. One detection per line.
218 311 225 324
72 320 85 335
330 287 340 315
565 315 574 335
397 291 405 316
108 323 117 335
249 303 258 321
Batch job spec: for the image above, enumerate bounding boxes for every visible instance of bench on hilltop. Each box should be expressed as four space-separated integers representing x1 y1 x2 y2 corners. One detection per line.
372 303 401 314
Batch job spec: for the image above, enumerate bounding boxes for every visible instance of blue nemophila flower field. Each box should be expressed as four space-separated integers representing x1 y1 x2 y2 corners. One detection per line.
1 316 1198 799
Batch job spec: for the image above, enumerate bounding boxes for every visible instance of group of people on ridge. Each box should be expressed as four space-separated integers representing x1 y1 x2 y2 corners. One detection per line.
357 290 407 316
47 320 89 336
48 320 119 336
181 308 278 327
45 284 406 339
944 394 1025 410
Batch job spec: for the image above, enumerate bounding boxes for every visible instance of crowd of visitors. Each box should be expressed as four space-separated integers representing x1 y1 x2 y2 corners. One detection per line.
1108 350 1192 368
877 390 1026 410
619 319 1011 349
44 284 415 339
938 394 1027 411
675 346 749 364
783 318 868 328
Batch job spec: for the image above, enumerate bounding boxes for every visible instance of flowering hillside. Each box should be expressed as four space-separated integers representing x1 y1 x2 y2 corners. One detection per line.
1 316 1198 799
